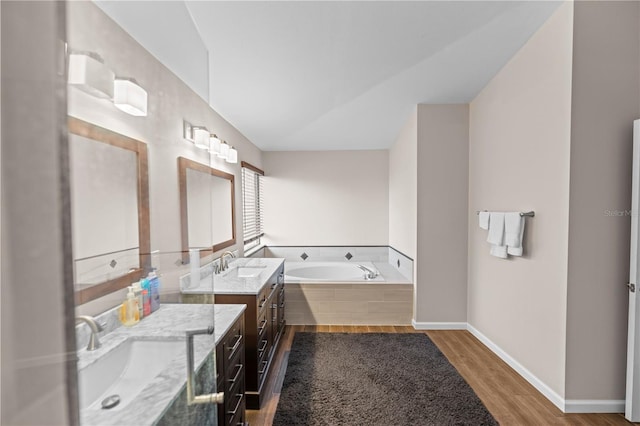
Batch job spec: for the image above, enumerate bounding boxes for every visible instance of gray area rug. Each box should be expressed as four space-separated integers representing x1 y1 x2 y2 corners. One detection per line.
273 333 498 426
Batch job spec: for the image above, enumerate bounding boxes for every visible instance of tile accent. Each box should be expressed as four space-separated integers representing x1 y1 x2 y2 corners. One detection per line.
300 252 308 260
388 247 413 281
345 252 353 260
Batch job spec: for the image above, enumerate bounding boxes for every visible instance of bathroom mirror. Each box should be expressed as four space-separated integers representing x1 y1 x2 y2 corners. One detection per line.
178 157 236 263
68 117 151 304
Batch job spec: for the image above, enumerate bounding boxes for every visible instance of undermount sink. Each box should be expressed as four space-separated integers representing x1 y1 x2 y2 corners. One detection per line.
234 265 267 278
78 339 183 411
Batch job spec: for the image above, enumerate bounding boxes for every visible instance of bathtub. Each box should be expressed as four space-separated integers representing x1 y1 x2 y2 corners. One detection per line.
285 261 385 283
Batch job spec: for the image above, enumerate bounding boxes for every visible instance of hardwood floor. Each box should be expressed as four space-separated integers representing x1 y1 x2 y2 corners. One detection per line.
246 325 634 426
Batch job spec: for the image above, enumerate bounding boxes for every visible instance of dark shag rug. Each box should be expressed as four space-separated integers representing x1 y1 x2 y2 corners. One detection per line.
273 333 498 426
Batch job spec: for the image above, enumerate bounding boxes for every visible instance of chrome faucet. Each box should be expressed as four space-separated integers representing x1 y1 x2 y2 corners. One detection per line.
357 264 379 280
75 315 105 351
218 251 236 273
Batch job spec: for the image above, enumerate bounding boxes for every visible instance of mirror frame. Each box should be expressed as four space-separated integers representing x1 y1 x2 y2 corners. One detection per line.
178 157 236 264
68 117 151 305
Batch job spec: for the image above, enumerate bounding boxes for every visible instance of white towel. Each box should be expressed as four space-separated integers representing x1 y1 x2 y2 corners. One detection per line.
490 245 508 259
487 213 505 246
507 215 526 257
505 213 523 248
479 212 490 230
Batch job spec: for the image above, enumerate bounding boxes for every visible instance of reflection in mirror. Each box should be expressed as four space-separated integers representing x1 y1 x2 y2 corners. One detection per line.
68 117 150 304
178 157 235 263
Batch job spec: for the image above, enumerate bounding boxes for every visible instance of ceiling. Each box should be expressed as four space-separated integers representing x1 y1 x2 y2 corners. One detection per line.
95 1 562 151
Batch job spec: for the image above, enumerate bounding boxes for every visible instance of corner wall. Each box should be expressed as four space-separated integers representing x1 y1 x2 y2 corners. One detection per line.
415 104 469 324
468 2 574 399
565 0 640 403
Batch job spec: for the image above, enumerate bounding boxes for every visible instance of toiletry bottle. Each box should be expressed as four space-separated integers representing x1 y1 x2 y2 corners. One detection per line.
132 281 144 319
147 270 160 313
141 278 151 316
119 286 140 326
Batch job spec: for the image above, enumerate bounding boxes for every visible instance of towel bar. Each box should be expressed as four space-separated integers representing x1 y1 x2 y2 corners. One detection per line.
476 210 535 217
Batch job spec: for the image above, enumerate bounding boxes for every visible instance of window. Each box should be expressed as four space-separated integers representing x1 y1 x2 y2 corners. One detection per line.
241 162 265 252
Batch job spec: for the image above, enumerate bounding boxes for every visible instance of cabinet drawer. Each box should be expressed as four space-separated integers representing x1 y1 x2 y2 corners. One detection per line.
257 309 268 338
227 361 244 395
226 391 245 425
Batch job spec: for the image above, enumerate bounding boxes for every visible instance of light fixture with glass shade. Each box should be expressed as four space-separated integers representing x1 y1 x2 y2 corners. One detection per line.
210 134 222 156
226 146 238 164
192 127 210 150
68 51 114 99
219 141 230 160
113 77 148 116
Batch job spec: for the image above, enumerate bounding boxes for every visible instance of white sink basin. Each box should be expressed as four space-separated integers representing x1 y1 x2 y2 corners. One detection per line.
78 339 183 411
234 265 266 278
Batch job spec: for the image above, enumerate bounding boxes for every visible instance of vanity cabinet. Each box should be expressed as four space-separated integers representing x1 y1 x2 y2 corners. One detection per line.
215 263 285 409
216 314 246 426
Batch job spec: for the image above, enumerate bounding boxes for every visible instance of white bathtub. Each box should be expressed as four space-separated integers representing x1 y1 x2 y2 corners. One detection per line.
285 261 385 283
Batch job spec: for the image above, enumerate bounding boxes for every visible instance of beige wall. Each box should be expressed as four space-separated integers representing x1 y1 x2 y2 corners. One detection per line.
468 2 574 398
388 108 417 259
565 1 640 401
263 150 389 246
1 2 76 424
415 104 469 324
68 2 263 315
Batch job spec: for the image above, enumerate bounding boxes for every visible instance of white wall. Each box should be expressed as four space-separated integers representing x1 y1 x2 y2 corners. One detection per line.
565 0 640 401
415 104 469 324
468 1 574 399
1 2 76 424
388 108 417 259
263 150 389 246
67 2 263 315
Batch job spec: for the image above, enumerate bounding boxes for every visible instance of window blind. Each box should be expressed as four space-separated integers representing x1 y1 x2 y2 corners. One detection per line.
241 162 264 251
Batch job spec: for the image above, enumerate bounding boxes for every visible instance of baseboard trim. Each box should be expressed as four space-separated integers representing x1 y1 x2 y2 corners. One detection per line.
411 320 467 330
466 323 566 412
563 400 625 414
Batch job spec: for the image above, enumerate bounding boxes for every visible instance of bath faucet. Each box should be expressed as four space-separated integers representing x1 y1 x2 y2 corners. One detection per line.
75 315 105 351
218 251 236 273
357 265 378 280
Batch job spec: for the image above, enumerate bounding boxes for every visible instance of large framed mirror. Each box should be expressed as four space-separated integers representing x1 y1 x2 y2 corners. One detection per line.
68 117 151 304
178 157 236 264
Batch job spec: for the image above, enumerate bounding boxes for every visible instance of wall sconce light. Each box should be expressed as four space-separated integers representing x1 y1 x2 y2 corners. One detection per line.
219 141 230 160
68 51 114 99
209 134 222 156
183 121 210 150
192 127 210 150
227 146 238 164
113 77 148 116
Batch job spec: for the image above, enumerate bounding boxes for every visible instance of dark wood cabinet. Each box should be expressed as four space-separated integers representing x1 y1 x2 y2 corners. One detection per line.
216 313 246 426
215 263 285 409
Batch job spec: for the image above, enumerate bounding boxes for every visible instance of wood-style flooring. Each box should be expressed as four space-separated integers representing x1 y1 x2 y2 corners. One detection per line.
246 325 634 426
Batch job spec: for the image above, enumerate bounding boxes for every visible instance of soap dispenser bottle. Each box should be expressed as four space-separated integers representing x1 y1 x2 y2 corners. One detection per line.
119 286 140 327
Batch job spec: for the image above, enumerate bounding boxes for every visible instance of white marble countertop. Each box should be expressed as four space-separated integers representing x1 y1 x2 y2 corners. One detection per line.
181 257 285 296
78 303 245 426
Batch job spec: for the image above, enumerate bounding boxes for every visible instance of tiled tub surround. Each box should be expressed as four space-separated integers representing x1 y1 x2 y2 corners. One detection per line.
264 245 413 281
283 261 411 326
75 304 245 426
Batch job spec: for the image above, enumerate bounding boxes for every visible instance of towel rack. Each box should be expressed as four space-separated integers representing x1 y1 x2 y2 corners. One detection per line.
476 210 535 217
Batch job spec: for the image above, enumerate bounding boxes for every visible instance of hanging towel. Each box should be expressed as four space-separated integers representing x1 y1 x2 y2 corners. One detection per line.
507 215 526 257
487 212 505 246
505 213 523 248
490 245 508 259
479 212 490 230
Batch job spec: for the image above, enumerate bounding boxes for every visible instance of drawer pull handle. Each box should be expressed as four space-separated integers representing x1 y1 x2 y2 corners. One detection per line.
227 393 243 416
258 339 268 353
259 296 267 308
227 335 243 358
258 319 267 335
279 302 285 309
258 360 268 375
228 364 243 384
